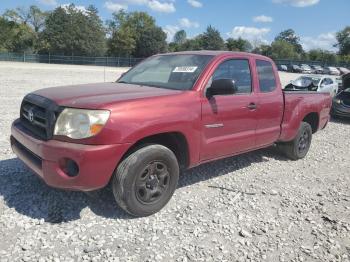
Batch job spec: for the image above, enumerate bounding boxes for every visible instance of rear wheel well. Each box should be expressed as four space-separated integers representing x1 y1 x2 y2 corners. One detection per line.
122 132 190 170
303 112 319 133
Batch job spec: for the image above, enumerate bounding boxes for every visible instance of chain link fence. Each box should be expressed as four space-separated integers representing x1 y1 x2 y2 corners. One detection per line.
0 52 144 67
0 52 348 69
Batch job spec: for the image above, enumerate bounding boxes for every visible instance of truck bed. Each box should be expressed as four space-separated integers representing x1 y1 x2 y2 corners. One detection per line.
279 91 332 142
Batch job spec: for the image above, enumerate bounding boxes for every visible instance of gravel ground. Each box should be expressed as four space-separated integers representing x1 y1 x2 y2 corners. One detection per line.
0 62 349 262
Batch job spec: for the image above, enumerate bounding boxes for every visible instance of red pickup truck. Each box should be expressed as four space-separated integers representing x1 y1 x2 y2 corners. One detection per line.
11 51 331 217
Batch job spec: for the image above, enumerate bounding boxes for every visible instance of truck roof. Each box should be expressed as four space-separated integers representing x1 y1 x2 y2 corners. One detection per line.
158 50 270 60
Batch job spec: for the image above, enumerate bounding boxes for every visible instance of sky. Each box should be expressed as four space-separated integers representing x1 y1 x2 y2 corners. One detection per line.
1 0 349 52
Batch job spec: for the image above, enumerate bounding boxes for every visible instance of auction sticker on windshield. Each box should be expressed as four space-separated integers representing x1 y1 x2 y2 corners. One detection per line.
173 66 198 73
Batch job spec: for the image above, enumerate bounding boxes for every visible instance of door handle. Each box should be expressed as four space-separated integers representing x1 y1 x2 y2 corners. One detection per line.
247 103 257 110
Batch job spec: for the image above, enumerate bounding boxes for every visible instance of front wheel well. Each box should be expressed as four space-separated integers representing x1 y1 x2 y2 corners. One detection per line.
121 132 190 170
302 112 319 133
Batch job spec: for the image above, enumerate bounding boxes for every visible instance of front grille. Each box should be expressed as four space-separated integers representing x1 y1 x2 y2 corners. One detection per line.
19 94 60 140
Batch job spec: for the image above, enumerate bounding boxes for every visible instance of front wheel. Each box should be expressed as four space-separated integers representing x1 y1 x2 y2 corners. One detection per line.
112 144 179 217
277 122 313 160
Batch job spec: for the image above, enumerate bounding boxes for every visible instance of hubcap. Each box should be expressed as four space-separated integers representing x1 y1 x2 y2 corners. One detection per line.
298 130 309 154
135 161 170 204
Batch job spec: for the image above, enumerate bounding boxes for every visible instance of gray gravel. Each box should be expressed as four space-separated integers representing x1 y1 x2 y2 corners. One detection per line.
0 62 349 262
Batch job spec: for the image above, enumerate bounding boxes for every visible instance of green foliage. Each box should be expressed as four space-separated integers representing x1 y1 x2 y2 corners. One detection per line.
40 4 106 56
226 38 252 52
0 16 36 52
173 30 187 45
253 44 272 57
308 49 338 64
336 26 350 56
4 5 48 32
199 26 225 50
270 40 299 60
107 11 167 57
275 29 304 54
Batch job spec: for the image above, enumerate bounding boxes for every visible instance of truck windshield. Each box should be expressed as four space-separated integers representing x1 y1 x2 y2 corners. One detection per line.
118 54 214 90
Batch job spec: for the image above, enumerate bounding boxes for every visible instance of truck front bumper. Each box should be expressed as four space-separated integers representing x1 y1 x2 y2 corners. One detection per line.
11 120 130 191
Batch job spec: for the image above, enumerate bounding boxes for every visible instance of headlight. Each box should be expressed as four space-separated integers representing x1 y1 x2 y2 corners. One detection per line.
54 108 110 139
333 98 341 104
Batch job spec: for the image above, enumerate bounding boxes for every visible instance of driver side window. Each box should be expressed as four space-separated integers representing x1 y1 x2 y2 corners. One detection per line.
211 59 252 94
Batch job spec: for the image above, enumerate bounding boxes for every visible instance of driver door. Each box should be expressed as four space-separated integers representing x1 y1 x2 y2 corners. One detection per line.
200 58 258 161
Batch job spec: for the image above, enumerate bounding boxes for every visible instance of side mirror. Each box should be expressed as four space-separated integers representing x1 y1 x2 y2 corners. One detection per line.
207 79 237 97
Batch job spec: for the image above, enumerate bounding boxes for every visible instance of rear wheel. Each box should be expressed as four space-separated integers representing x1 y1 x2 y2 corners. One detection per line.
278 122 312 160
112 144 179 217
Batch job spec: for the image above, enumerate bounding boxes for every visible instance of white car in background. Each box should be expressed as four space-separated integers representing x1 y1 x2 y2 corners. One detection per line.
285 75 339 97
324 67 341 76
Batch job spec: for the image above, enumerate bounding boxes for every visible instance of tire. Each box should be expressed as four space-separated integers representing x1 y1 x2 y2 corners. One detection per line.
278 122 313 160
112 144 179 217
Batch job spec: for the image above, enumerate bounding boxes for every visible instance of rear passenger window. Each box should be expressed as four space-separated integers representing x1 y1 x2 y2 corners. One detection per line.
256 60 277 92
212 59 252 94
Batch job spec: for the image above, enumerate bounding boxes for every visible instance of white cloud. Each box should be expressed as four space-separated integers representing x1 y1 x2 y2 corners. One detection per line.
187 0 203 8
38 0 57 6
163 25 180 42
104 0 175 13
253 15 273 23
148 0 175 13
179 18 199 28
104 1 128 12
272 0 320 7
227 26 271 44
301 32 338 52
164 18 200 42
61 4 89 14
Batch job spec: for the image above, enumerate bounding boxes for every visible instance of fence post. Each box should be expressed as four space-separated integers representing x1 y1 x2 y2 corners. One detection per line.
117 57 120 67
49 52 51 64
23 52 26 62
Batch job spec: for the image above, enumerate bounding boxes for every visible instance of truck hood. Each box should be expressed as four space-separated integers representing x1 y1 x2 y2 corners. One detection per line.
33 82 182 108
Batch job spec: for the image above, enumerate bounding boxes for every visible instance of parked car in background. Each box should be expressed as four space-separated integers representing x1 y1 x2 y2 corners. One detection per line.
10 51 332 217
288 64 303 73
278 64 288 71
311 65 324 74
337 67 350 76
300 64 312 74
285 75 338 97
324 67 341 76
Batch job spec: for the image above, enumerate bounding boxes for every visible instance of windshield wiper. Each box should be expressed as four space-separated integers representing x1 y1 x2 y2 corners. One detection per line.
118 80 129 84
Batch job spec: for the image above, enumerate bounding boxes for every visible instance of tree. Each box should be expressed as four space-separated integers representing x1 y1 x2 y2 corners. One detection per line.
173 30 187 45
40 4 106 56
308 49 338 64
252 44 272 57
226 38 252 52
275 29 304 54
107 11 167 57
270 40 299 60
336 26 350 56
0 16 36 52
135 26 167 57
4 5 48 32
179 37 204 51
199 26 225 50
107 26 136 56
